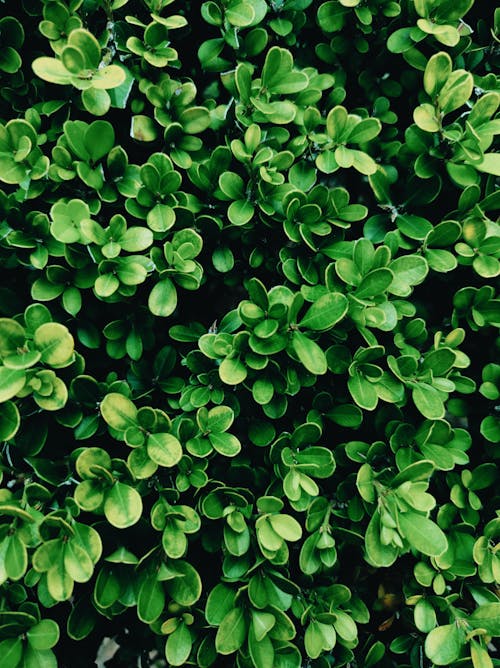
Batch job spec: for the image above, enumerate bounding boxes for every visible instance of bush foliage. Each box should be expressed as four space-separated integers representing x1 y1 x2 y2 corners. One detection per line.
0 0 499 666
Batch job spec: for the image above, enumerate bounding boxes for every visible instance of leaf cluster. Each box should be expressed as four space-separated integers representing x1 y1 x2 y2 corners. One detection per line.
0 1 499 667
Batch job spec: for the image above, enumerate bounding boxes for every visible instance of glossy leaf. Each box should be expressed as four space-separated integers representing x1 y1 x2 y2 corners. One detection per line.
424 623 464 665
147 432 182 467
104 482 143 528
148 279 177 317
291 331 327 375
100 393 138 431
215 607 247 654
398 513 447 556
299 293 348 331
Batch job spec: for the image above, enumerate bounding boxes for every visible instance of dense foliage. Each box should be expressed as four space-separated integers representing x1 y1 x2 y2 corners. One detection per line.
0 0 499 666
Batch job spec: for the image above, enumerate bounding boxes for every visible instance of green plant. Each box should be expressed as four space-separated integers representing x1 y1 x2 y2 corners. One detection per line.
0 1 499 667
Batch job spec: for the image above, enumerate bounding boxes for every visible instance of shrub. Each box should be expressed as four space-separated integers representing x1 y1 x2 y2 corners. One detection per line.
0 0 499 666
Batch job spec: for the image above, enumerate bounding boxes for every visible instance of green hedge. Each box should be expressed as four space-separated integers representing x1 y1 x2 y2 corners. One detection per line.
0 0 499 666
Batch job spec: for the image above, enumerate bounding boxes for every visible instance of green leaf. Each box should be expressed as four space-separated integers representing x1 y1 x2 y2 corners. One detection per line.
62 287 82 316
423 52 452 97
0 318 25 357
365 641 386 668
251 610 276 642
0 367 26 402
33 374 68 411
468 603 500 636
33 323 74 368
473 255 500 279
475 153 500 177
104 482 143 528
425 249 457 273
5 532 27 580
212 247 235 272
414 104 440 132
412 383 445 419
480 416 499 443
291 331 327 375
207 405 234 432
94 274 119 297
100 393 138 431
83 121 115 162
116 259 148 286
180 106 211 134
256 517 283 551
299 533 322 575
262 47 307 94
91 64 126 90
348 118 381 143
93 567 122 608
316 150 338 174
149 279 177 317
318 1 345 32
417 19 460 46
209 432 241 457
67 599 97 641
268 514 302 542
398 513 447 556
365 511 399 567
422 348 456 375
414 598 437 633
147 204 175 232
0 638 23 668
351 149 378 175
326 105 349 141
438 70 473 115
131 115 159 142
147 432 182 467
348 373 378 411
32 57 72 85
215 607 247 654
81 88 110 116
299 293 348 331
205 584 236 625
108 64 134 109
433 0 474 21
397 214 433 240
355 268 393 299
47 555 74 601
67 28 100 68
424 623 465 665
76 447 112 479
356 463 376 502
19 645 57 668
228 199 254 226
165 561 202 606
166 622 192 666
248 623 275 668
305 620 336 659
0 45 22 74
27 619 60 650
138 576 165 623
0 401 20 440
121 227 154 252
391 460 435 487
389 255 428 296
333 610 357 643
226 2 255 27
470 639 494 668
219 172 244 199
219 356 247 384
